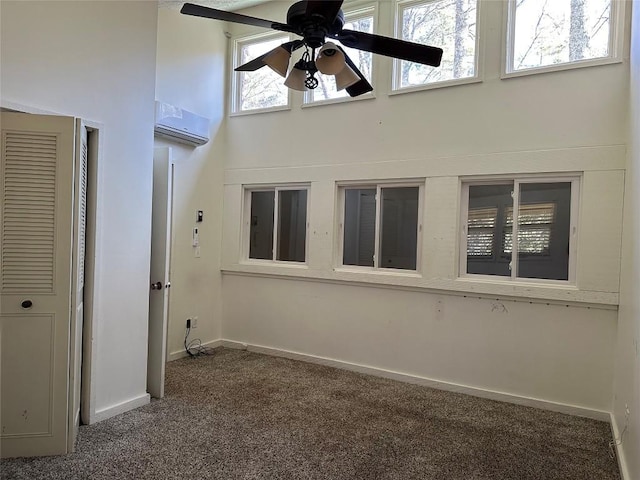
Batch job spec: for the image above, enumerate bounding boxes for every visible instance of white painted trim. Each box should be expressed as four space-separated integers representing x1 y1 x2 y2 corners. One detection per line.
502 56 624 79
389 76 482 96
93 393 150 423
167 339 222 362
220 340 610 421
302 92 376 108
80 124 104 427
224 145 627 185
610 413 631 480
229 105 291 117
222 340 249 350
221 266 619 307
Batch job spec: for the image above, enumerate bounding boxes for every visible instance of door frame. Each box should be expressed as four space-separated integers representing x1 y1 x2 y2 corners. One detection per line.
1 100 104 427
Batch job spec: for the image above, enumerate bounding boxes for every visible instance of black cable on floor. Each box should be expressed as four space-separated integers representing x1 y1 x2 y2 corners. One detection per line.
184 322 215 358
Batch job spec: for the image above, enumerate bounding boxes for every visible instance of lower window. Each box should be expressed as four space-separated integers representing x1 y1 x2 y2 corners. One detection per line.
340 184 421 271
461 177 578 282
245 186 308 263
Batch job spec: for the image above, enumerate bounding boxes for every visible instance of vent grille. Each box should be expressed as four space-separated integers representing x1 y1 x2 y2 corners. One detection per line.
2 132 57 293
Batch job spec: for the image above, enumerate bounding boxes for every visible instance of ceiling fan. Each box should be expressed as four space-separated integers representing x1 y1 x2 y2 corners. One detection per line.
180 1 443 97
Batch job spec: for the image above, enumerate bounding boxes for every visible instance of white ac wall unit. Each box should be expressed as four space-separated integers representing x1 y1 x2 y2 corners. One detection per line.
154 101 210 146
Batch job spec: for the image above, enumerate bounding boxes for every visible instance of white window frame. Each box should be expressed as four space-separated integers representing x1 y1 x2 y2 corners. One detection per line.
391 0 483 94
302 5 377 107
231 31 292 116
502 0 626 79
336 180 424 273
242 184 310 264
459 175 580 285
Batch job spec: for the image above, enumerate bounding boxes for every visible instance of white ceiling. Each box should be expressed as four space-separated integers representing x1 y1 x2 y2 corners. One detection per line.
158 0 271 12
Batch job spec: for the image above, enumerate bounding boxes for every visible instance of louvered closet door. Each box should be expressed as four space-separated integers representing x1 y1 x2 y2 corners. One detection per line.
68 119 87 452
1 112 76 458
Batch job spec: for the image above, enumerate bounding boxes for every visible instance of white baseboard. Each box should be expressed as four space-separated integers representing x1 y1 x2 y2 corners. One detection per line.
93 393 150 423
221 340 610 422
610 413 631 480
168 339 222 361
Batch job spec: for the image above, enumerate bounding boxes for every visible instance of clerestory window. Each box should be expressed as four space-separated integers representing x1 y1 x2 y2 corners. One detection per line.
232 33 291 114
504 0 624 76
393 0 480 91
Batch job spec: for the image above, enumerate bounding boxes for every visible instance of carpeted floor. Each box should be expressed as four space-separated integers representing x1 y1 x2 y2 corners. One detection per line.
1 348 621 480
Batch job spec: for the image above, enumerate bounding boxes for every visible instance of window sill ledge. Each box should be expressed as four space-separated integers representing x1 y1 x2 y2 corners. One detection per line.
229 105 291 117
238 260 309 270
221 264 618 309
301 92 376 109
334 266 422 278
389 76 482 96
501 56 624 80
456 275 576 289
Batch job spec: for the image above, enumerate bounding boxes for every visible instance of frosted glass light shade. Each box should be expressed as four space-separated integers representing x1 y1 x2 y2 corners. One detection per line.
335 64 360 91
315 42 346 75
264 46 291 78
284 67 307 91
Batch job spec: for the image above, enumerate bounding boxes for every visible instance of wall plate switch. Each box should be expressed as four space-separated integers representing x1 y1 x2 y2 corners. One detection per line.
192 227 199 247
196 210 203 223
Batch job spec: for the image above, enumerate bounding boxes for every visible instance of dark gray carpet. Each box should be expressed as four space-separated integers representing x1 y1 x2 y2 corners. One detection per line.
1 348 620 479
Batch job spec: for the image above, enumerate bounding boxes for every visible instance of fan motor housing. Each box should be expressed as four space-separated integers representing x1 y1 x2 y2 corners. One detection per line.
287 1 345 48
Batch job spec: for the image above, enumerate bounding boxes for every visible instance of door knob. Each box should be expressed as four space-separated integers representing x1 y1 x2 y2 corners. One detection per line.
150 281 162 290
21 300 33 309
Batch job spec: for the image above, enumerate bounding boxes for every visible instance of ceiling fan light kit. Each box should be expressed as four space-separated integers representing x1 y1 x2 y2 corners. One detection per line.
180 0 444 97
284 63 308 91
263 46 293 78
315 42 346 75
334 64 360 91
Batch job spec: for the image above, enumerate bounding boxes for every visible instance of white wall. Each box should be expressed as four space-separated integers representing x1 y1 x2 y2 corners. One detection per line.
613 0 640 477
220 0 631 413
154 8 227 359
1 1 158 419
224 275 617 413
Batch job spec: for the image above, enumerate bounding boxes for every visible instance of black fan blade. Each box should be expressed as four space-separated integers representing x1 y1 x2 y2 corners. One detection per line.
235 52 271 72
180 3 296 33
306 0 343 23
335 45 373 97
235 41 303 72
335 29 443 67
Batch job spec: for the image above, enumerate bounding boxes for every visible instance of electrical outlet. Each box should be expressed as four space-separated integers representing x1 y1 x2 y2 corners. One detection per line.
192 316 198 329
